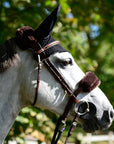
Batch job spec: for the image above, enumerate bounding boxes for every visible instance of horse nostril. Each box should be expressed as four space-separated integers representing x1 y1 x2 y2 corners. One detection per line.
103 111 110 123
103 110 114 123
88 102 96 115
110 110 114 119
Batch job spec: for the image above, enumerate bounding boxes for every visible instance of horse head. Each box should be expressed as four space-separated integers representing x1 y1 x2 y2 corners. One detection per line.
18 5 113 133
0 5 114 143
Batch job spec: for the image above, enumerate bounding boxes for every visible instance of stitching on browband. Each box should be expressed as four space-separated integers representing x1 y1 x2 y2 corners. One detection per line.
35 41 60 54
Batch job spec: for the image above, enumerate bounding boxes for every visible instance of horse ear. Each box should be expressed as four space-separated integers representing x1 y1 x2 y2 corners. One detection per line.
35 5 60 41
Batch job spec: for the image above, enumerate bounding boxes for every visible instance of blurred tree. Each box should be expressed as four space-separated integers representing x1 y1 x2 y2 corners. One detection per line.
0 0 114 143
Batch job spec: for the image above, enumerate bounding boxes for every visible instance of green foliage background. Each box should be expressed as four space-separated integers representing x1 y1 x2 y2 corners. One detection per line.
0 0 114 143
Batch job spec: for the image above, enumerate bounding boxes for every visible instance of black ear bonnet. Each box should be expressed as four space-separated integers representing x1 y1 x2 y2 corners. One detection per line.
15 5 67 60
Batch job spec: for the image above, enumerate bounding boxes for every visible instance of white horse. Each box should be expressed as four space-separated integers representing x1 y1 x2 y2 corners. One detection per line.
0 5 113 143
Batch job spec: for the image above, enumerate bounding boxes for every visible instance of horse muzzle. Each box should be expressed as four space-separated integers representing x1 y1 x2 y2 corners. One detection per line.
77 102 114 133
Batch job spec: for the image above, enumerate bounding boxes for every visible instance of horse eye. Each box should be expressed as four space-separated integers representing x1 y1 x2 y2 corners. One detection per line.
63 58 72 66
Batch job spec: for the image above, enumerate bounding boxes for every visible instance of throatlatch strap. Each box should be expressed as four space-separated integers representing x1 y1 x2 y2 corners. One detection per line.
32 55 42 106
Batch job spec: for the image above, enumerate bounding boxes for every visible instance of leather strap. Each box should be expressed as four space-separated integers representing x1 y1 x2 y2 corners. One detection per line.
32 41 60 106
35 41 60 54
32 55 42 105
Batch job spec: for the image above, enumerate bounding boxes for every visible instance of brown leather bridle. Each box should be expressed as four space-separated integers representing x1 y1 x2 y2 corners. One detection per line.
31 41 100 144
32 41 82 144
15 27 100 143
33 41 79 106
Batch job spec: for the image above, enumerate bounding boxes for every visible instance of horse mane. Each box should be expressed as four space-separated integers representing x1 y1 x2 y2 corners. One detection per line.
0 38 20 73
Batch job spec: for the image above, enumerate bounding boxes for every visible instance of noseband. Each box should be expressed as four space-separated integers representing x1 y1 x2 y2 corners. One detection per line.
16 27 100 144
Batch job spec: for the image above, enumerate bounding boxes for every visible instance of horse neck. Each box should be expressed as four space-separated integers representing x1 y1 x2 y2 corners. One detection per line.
0 68 22 142
0 46 35 143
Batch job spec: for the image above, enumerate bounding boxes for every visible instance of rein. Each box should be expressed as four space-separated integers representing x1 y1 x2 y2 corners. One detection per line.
16 27 100 144
34 42 80 143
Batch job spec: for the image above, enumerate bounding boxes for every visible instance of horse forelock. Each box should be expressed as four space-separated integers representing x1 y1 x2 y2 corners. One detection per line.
0 38 20 72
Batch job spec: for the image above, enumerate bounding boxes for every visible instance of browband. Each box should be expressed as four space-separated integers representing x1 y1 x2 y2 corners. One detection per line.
35 41 60 54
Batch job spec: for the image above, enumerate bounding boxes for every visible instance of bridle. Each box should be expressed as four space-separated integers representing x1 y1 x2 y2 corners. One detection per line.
33 41 79 106
31 41 100 144
16 27 100 144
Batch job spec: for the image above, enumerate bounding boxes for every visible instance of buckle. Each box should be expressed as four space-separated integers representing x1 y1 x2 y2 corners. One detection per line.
75 100 89 115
